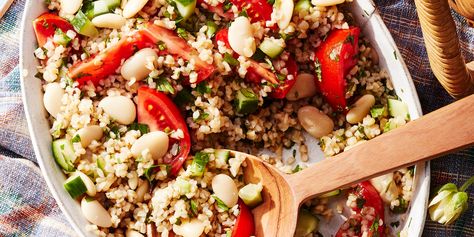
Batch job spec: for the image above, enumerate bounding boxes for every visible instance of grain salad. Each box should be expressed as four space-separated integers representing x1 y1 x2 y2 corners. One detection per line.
33 0 416 236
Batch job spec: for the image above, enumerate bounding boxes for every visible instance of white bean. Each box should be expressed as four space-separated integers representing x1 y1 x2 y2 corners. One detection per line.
60 0 82 15
76 171 97 196
121 48 158 81
286 73 317 101
346 94 376 124
312 0 345 7
99 95 136 125
128 171 139 190
123 0 149 18
43 83 64 118
275 0 294 30
212 174 238 207
126 229 144 237
172 219 205 237
297 106 334 138
75 125 103 147
92 13 127 29
81 197 112 227
136 179 149 202
228 16 256 57
131 131 169 160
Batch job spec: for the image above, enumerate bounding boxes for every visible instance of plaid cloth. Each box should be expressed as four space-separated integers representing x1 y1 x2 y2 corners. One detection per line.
0 0 472 236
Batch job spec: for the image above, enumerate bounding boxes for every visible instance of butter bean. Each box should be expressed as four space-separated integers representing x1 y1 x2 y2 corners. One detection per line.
136 179 149 202
92 13 126 29
75 125 103 147
172 219 205 237
228 16 256 57
123 0 149 18
346 94 376 124
60 0 82 15
275 0 294 30
121 48 158 81
286 73 317 101
43 83 64 118
131 131 169 160
298 105 334 138
212 174 238 208
126 229 144 237
312 0 345 7
81 197 112 227
99 95 136 125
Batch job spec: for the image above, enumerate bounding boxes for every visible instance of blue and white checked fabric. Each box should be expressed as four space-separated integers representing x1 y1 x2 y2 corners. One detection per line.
0 0 472 236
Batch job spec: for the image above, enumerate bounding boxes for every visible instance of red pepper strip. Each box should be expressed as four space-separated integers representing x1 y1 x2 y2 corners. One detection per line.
231 200 255 237
137 87 191 176
314 27 360 111
230 0 273 23
33 13 75 47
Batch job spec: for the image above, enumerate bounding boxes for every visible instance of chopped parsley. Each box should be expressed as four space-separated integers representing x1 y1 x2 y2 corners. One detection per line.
190 200 198 216
71 134 81 143
155 77 175 94
212 195 230 211
177 28 188 39
356 197 366 209
128 123 150 135
224 53 239 66
292 165 303 173
157 41 167 51
314 58 322 82
194 112 209 122
195 82 211 95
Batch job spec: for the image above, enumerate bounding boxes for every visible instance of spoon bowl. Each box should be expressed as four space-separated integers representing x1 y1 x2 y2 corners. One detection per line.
227 94 474 237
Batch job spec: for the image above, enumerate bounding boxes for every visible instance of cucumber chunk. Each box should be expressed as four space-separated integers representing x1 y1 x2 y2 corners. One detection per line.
103 0 121 9
258 38 285 59
388 98 409 120
172 0 197 21
294 209 319 237
370 106 385 119
215 149 230 164
52 139 76 172
295 0 311 13
64 174 87 199
238 183 263 207
84 1 110 19
188 152 210 177
53 28 71 46
206 20 218 38
71 10 99 37
319 189 341 198
176 178 191 194
235 88 259 115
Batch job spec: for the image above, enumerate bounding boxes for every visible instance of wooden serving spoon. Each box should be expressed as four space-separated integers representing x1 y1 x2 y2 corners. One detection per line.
230 94 474 237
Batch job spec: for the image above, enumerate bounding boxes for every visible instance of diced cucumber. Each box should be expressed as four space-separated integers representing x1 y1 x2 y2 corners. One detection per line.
319 189 341 198
235 88 259 115
176 178 191 194
295 0 312 13
206 20 218 38
97 157 106 172
172 0 197 21
52 139 76 172
70 10 99 37
85 1 110 19
258 38 284 59
53 28 72 46
238 183 263 207
103 0 121 9
64 174 87 199
188 152 210 177
388 98 409 120
295 209 319 237
370 106 385 119
215 149 230 164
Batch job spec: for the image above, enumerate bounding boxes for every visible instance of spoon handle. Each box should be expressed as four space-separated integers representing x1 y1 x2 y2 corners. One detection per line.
289 94 474 203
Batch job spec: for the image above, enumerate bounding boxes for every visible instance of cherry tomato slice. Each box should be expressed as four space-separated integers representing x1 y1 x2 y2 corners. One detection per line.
215 28 231 48
271 56 298 99
137 87 191 176
230 0 273 23
231 200 255 237
336 181 385 237
33 13 75 47
314 27 360 111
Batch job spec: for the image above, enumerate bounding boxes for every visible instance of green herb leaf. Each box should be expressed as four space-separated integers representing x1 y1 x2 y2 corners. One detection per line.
314 58 322 82
177 28 188 39
223 0 232 11
224 53 239 66
190 200 198 216
173 88 195 106
267 0 275 4
157 41 167 51
292 165 303 173
175 0 195 6
195 82 211 95
356 197 366 209
129 123 150 135
188 152 210 177
155 77 175 94
194 112 209 122
71 134 82 143
213 195 230 211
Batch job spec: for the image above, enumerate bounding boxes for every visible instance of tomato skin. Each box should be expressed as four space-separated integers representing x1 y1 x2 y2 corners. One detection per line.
197 0 235 19
314 27 360 111
137 87 191 176
215 28 231 48
33 13 75 47
336 181 385 237
271 56 298 99
231 200 255 237
230 0 273 23
68 23 215 86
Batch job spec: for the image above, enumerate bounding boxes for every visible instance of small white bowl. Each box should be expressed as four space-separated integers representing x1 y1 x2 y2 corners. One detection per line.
19 0 430 236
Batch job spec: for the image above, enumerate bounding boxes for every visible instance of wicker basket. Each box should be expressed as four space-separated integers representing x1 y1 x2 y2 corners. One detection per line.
414 0 474 98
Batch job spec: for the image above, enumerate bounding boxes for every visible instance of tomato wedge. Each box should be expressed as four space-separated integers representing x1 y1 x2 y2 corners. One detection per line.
230 0 273 23
314 27 360 111
68 23 215 86
231 200 255 237
33 13 75 47
271 56 298 99
137 87 191 176
336 182 385 237
215 28 231 48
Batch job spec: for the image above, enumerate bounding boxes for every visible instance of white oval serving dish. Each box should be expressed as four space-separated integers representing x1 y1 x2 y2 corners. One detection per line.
20 0 430 236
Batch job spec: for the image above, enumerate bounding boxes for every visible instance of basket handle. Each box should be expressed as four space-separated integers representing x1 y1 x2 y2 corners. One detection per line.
414 0 474 98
